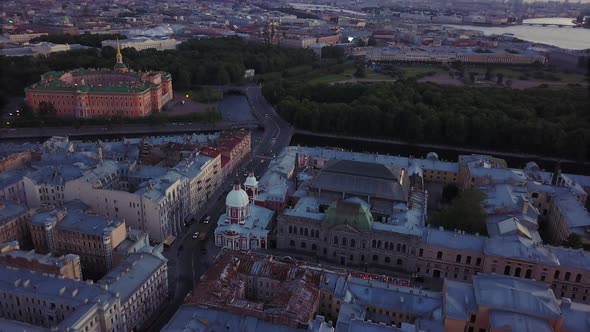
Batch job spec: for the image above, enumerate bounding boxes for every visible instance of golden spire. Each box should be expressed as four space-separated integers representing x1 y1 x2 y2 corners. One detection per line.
116 38 121 56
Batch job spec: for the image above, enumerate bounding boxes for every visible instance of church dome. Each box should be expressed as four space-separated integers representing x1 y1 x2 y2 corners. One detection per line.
244 173 258 187
226 186 250 208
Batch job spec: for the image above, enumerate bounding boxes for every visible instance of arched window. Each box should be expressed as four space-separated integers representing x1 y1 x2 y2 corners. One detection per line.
293 226 297 235
466 256 472 265
300 228 304 236
301 242 306 249
342 237 347 246
504 266 511 276
385 257 391 263
554 270 560 279
397 259 403 266
437 251 443 260
372 240 377 248
334 236 339 245
350 239 356 248
288 226 292 234
361 255 365 261
565 272 571 281
316 231 319 238
576 274 582 283
525 269 532 279
397 243 402 252
384 241 388 250
389 242 394 250
402 244 407 253
419 248 424 257
456 255 462 263
372 255 379 262
312 244 317 251
377 240 382 249
304 228 308 237
515 267 521 277
290 240 295 247
349 254 354 262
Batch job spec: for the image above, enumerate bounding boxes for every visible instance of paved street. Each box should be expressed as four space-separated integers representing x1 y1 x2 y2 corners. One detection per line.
146 84 293 331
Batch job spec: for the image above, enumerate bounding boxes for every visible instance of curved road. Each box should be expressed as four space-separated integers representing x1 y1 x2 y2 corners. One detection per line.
145 84 292 331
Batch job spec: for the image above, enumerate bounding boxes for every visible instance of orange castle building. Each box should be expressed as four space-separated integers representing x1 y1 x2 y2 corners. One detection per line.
25 40 173 118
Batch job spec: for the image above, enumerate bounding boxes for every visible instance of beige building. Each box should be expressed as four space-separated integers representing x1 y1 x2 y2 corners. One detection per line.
98 251 168 331
102 37 178 51
0 266 122 331
28 203 127 279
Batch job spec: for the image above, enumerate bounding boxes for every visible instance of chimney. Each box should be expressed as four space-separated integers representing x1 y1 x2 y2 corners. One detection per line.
551 161 561 186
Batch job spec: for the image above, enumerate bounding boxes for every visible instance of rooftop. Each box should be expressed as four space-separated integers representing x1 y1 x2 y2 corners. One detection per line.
162 307 303 332
31 208 123 237
473 273 561 318
0 200 28 225
99 252 167 303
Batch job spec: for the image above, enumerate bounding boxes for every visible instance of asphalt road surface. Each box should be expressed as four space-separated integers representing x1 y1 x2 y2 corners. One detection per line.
145 84 293 331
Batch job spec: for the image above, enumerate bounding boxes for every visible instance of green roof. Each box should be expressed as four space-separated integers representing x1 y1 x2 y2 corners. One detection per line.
27 68 165 93
114 62 128 69
324 198 373 231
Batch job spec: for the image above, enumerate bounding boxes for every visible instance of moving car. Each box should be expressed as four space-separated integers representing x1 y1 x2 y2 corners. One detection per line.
203 216 211 224
192 232 200 239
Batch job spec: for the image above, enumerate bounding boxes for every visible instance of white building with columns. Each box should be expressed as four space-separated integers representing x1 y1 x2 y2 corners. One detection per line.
214 176 273 251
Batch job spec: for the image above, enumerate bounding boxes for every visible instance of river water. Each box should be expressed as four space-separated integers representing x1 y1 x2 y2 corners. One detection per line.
446 18 590 50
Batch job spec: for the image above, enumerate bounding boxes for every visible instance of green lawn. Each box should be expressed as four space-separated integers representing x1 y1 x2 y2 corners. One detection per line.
308 68 395 84
465 66 587 84
399 65 446 78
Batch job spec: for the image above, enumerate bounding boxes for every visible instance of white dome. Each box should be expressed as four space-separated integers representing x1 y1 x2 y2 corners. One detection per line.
226 187 250 208
244 175 258 188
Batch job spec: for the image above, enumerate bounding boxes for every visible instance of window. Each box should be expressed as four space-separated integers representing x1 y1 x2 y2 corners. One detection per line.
436 251 443 260
350 239 356 247
385 257 391 263
565 272 571 282
372 255 378 262
456 255 462 263
342 237 347 246
419 248 424 257
334 236 338 245
290 240 295 247
466 256 472 264
554 270 560 279
304 228 308 236
402 244 406 252
397 259 403 266
476 258 482 266
504 266 511 276
361 255 365 261
301 242 306 248
312 244 317 251
397 243 401 252
576 274 582 283
515 267 521 277
349 254 354 262
288 226 292 234
525 269 532 279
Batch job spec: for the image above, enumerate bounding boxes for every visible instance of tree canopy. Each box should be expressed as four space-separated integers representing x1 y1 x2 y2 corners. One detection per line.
263 79 590 161
0 37 317 98
430 189 488 235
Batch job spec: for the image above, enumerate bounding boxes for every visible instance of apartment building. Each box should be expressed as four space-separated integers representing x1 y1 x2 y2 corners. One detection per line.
23 165 83 208
0 200 33 245
98 251 168 331
211 130 252 179
0 266 122 331
0 249 82 280
175 151 222 217
28 203 126 279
